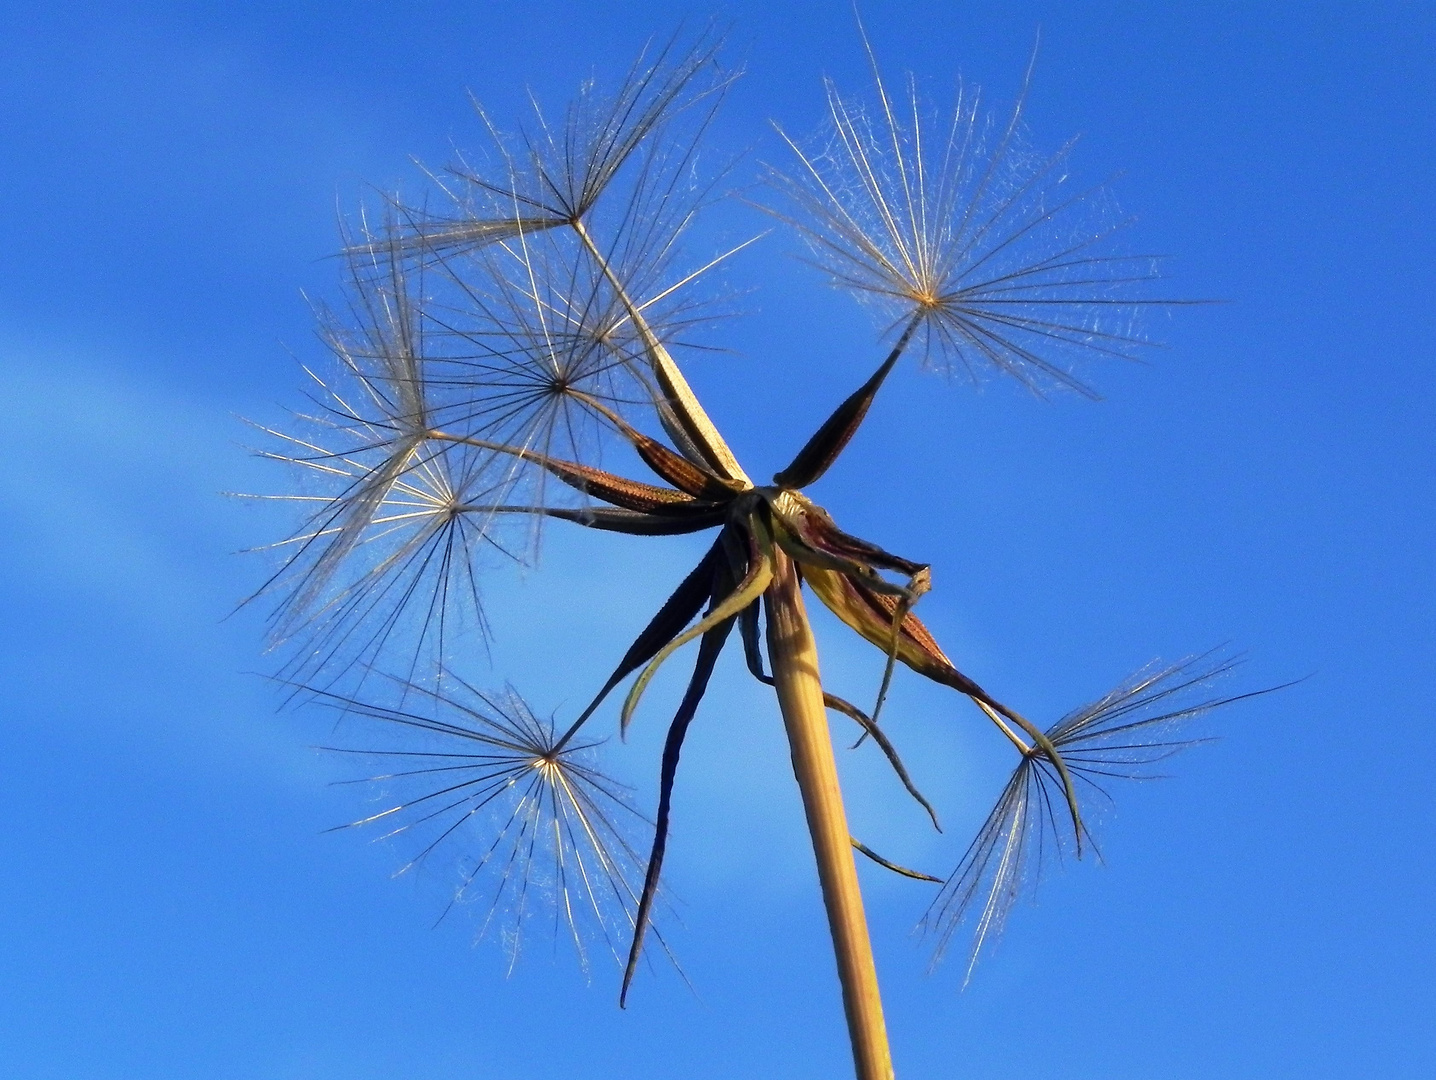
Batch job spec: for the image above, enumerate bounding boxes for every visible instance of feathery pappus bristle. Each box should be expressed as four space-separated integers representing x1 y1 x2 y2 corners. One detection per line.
923 651 1268 983
765 34 1176 397
315 676 667 975
242 232 515 689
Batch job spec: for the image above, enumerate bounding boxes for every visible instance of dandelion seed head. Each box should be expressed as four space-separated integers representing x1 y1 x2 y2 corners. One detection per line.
238 29 1241 1020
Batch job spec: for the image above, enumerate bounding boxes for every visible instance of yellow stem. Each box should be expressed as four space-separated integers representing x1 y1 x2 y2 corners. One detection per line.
765 549 895 1080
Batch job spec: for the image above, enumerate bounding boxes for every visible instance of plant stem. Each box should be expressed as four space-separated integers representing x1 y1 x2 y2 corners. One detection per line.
765 548 895 1080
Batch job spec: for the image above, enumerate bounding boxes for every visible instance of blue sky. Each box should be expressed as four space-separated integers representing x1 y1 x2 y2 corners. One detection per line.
1 2 1433 1078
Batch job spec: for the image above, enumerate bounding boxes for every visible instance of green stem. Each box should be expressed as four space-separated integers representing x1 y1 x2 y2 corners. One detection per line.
765 549 895 1080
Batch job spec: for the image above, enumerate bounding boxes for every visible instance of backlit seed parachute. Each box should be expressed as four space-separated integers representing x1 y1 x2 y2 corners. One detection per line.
922 652 1278 983
765 35 1171 397
242 236 508 687
413 214 737 476
315 677 665 975
399 27 734 254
